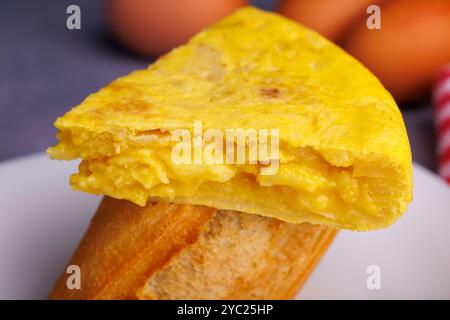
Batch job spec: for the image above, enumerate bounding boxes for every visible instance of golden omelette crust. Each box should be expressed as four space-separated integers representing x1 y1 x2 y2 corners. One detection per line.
50 197 336 300
52 6 411 164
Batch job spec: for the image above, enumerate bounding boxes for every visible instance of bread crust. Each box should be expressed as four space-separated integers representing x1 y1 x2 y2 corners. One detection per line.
50 197 336 300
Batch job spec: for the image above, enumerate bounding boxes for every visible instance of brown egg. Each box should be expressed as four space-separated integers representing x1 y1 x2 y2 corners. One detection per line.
107 0 247 57
345 0 450 102
277 0 384 42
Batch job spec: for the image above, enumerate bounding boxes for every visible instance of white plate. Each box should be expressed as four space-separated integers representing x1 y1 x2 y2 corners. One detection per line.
0 153 449 299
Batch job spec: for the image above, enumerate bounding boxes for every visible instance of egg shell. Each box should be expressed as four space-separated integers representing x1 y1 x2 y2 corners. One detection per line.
344 0 450 102
277 0 384 42
107 0 247 57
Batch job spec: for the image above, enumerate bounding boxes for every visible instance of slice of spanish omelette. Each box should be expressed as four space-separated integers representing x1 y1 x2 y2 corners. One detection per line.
48 7 412 231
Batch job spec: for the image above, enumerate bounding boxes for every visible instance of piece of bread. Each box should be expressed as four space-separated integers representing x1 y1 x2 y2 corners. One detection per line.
50 197 336 300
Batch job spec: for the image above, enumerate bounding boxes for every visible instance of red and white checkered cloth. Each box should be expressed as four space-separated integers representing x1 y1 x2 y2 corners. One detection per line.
434 65 450 184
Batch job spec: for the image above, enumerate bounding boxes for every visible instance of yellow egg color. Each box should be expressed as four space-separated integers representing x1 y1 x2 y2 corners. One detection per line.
48 7 412 231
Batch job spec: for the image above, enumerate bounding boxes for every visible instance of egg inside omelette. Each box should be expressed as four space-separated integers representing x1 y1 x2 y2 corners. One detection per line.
48 7 413 231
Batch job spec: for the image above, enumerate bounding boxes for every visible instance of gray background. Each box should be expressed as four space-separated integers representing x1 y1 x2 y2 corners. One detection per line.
0 0 437 171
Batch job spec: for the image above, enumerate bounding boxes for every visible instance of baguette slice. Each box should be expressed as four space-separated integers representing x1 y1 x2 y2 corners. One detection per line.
50 197 336 299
